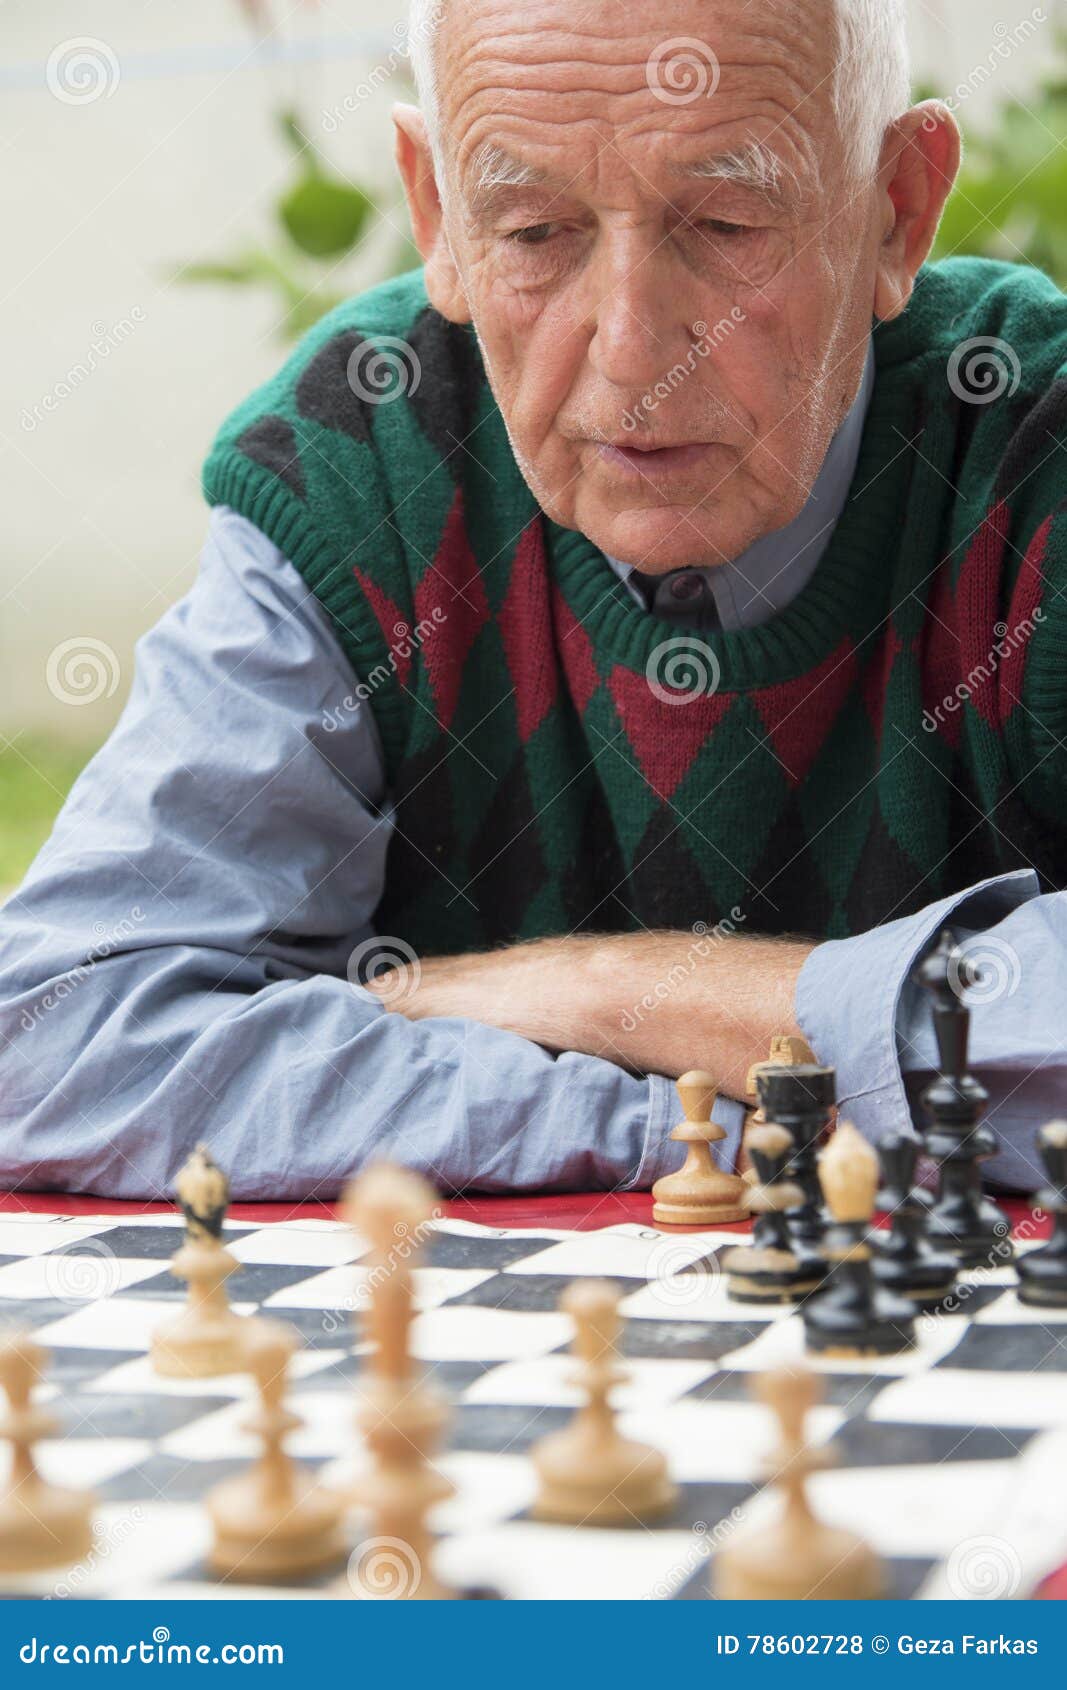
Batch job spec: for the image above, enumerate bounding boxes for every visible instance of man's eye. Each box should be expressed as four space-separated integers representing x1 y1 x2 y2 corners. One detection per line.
506 223 556 246
696 218 752 237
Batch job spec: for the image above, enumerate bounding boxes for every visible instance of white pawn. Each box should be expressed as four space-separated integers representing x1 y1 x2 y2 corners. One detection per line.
207 1316 345 1581
532 1280 676 1525
714 1367 882 1600
0 1331 95 1573
652 1072 747 1226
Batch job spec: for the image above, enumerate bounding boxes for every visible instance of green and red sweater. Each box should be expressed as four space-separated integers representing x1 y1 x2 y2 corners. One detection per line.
202 259 1067 952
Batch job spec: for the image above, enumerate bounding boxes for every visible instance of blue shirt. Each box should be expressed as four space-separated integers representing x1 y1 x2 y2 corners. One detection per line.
0 347 1050 1199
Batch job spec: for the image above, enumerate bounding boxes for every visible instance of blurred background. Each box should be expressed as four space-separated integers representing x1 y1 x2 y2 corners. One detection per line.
2 0 1066 890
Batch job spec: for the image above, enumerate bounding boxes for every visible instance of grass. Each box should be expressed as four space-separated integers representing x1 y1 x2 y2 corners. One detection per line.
0 738 97 892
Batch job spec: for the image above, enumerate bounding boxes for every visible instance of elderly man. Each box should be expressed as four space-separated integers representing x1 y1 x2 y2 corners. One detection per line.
1 0 1065 1199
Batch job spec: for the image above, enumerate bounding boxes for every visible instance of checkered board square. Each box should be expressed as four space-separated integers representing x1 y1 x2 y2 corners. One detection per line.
1 1212 1065 1601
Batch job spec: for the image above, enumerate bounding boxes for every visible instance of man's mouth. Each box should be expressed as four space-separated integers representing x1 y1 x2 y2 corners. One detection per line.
592 440 722 479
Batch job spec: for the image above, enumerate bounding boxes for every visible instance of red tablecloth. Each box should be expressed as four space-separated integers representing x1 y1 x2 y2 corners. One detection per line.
0 1187 1049 1234
0 1187 655 1229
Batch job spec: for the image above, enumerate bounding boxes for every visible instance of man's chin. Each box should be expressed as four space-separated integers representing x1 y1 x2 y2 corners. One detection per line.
572 500 748 574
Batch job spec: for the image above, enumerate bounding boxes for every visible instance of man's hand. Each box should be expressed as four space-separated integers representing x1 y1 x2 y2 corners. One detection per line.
362 930 816 1100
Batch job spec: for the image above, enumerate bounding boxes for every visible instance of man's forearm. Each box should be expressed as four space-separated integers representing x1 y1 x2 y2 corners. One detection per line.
372 930 817 1095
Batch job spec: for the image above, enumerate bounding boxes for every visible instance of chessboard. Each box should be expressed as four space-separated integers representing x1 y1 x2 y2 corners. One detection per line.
1 1206 1066 1602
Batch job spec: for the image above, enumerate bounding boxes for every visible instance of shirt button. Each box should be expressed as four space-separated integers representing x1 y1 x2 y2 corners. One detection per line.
667 571 706 603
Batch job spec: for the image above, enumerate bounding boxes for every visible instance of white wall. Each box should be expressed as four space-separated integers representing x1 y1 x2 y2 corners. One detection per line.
1 0 1063 743
1 0 409 746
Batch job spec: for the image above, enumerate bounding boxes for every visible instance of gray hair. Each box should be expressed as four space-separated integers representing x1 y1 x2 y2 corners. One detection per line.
406 0 910 183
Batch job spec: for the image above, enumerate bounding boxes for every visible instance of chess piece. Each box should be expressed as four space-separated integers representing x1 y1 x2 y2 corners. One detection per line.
714 1367 883 1599
741 1038 817 1189
531 1280 676 1525
208 1316 345 1580
871 1132 958 1308
746 1037 817 1110
0 1332 95 1573
652 1071 747 1226
803 1122 915 1357
913 930 1013 1267
1017 1120 1067 1308
756 1065 836 1247
721 1125 824 1303
151 1144 247 1377
344 1163 455 1601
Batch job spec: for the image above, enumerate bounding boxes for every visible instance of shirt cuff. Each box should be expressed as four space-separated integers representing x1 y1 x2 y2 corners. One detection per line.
626 1075 747 1189
795 868 1040 1145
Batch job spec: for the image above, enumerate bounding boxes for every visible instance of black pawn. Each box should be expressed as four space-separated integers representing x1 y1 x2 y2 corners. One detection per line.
722 1125 824 1304
871 1133 958 1309
913 930 1013 1268
803 1122 915 1357
1017 1121 1067 1309
755 1065 836 1248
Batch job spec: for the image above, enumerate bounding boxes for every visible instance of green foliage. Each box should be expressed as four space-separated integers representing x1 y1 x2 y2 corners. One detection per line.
274 108 374 258
928 67 1067 285
175 105 415 339
0 740 95 892
279 173 374 259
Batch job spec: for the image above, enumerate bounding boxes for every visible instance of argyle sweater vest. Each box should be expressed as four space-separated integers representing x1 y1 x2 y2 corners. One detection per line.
203 259 1067 952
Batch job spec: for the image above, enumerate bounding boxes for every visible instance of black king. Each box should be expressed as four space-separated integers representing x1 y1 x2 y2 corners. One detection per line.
913 929 1012 1269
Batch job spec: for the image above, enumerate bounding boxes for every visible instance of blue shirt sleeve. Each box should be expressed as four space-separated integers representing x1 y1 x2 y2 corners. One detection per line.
0 508 673 1200
795 868 1046 1192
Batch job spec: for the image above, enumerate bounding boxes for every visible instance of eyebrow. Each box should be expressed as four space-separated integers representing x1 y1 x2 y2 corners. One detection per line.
465 143 551 220
674 140 801 201
462 135 803 225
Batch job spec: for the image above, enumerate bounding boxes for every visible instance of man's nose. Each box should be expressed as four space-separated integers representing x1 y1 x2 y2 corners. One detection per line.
584 241 694 391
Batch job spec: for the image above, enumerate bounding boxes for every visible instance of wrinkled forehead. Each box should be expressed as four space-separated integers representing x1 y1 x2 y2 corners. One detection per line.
437 0 840 191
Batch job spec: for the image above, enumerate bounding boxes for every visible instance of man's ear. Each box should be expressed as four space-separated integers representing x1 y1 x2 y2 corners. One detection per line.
393 102 471 323
873 100 962 322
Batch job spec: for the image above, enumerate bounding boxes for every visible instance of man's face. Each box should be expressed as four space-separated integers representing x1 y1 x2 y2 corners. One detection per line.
429 0 885 571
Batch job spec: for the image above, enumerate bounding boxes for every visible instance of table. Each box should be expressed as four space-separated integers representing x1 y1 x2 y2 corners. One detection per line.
0 1186 1060 1599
